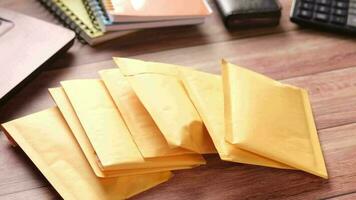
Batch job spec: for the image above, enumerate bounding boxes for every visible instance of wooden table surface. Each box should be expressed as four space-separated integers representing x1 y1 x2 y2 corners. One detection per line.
1 0 356 199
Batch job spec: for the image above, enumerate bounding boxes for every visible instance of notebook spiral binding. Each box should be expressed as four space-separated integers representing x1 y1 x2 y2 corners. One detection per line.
83 0 112 31
38 0 101 44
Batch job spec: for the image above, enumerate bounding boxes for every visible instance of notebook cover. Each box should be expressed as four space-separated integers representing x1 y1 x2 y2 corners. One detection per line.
102 0 212 22
0 8 75 107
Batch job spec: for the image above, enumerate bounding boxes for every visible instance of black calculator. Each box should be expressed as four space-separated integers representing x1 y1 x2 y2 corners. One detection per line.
290 0 356 33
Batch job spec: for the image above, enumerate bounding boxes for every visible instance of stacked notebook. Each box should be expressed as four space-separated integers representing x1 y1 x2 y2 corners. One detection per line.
39 0 212 45
1 58 328 199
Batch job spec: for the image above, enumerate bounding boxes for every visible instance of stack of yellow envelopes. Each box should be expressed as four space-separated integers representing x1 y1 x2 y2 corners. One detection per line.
1 57 328 200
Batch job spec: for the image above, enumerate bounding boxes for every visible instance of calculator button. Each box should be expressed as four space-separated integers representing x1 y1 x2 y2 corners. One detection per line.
315 12 329 21
301 2 314 9
298 9 313 18
333 9 348 16
331 15 347 24
335 1 349 9
317 5 331 13
316 0 332 5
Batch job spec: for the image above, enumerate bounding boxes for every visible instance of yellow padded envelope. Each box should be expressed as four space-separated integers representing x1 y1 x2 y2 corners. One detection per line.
221 60 328 178
114 57 216 154
61 79 144 170
180 69 290 169
99 69 193 158
60 80 206 171
0 107 172 200
49 87 203 177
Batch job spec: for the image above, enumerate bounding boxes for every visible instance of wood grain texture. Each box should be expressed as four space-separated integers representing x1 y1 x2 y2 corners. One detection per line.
129 30 356 80
284 67 356 130
0 0 297 68
327 192 356 200
1 0 356 199
0 185 58 200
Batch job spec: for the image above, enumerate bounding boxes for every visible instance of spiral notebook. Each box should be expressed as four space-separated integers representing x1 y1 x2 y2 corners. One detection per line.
84 0 211 32
39 0 135 45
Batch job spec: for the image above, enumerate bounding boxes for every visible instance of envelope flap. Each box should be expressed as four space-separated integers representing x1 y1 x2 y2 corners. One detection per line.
221 60 328 178
180 69 291 169
112 58 216 154
99 69 193 158
60 79 144 169
114 57 179 76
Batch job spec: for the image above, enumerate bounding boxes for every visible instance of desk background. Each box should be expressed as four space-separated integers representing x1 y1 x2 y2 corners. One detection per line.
1 1 356 199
